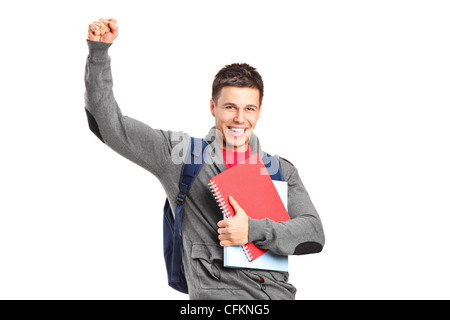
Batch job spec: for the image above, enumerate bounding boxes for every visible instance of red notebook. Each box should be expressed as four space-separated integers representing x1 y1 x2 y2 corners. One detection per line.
208 153 290 262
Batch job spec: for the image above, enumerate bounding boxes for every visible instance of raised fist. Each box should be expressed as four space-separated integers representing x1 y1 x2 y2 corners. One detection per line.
87 18 118 43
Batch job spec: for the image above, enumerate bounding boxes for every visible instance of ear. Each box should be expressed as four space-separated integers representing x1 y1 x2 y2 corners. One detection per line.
210 98 216 117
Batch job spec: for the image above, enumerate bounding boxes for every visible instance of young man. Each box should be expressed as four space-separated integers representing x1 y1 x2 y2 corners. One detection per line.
85 18 325 300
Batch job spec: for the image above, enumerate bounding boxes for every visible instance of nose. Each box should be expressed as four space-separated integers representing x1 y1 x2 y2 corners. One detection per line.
234 109 245 123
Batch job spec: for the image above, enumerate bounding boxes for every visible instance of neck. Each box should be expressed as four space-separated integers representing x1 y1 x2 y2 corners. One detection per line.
221 142 248 153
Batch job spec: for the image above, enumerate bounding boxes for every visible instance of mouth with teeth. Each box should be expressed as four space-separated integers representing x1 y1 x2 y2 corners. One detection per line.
227 126 248 137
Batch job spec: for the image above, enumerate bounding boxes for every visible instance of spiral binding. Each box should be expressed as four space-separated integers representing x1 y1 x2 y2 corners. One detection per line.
209 180 231 219
208 179 254 262
242 246 254 261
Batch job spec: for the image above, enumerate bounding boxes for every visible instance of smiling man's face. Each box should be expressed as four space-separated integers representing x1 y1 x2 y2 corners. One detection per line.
210 86 261 152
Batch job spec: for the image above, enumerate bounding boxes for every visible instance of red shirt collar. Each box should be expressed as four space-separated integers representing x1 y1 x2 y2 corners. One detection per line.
221 145 252 169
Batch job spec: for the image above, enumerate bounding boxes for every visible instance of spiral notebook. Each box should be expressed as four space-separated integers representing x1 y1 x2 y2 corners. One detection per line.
208 152 291 262
224 180 288 271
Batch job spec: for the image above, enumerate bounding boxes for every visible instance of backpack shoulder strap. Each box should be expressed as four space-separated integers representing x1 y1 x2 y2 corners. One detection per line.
262 152 284 181
171 137 208 284
176 137 209 204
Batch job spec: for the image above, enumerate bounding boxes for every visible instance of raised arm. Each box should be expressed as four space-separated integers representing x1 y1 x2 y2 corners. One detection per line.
84 18 185 180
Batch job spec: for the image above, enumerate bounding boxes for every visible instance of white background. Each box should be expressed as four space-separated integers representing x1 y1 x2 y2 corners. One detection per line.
0 0 449 300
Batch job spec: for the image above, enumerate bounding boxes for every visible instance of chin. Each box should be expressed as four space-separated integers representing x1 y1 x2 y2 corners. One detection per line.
226 137 249 150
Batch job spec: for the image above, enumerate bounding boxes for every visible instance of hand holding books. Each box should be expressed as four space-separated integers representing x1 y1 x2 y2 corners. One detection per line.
209 153 290 263
217 196 249 247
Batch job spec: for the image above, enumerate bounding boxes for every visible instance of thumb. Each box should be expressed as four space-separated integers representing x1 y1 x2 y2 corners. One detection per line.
109 19 118 34
229 196 242 213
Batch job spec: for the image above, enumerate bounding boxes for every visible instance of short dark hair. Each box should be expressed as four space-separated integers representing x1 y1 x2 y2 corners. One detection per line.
212 63 264 107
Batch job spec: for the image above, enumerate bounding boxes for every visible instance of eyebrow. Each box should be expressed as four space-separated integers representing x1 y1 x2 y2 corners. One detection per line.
223 102 259 109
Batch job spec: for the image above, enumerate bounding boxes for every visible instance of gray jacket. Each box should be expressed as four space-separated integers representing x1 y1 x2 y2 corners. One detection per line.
84 40 325 300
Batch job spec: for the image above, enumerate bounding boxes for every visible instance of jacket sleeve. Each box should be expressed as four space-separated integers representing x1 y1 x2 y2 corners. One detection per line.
247 157 325 256
84 40 187 180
